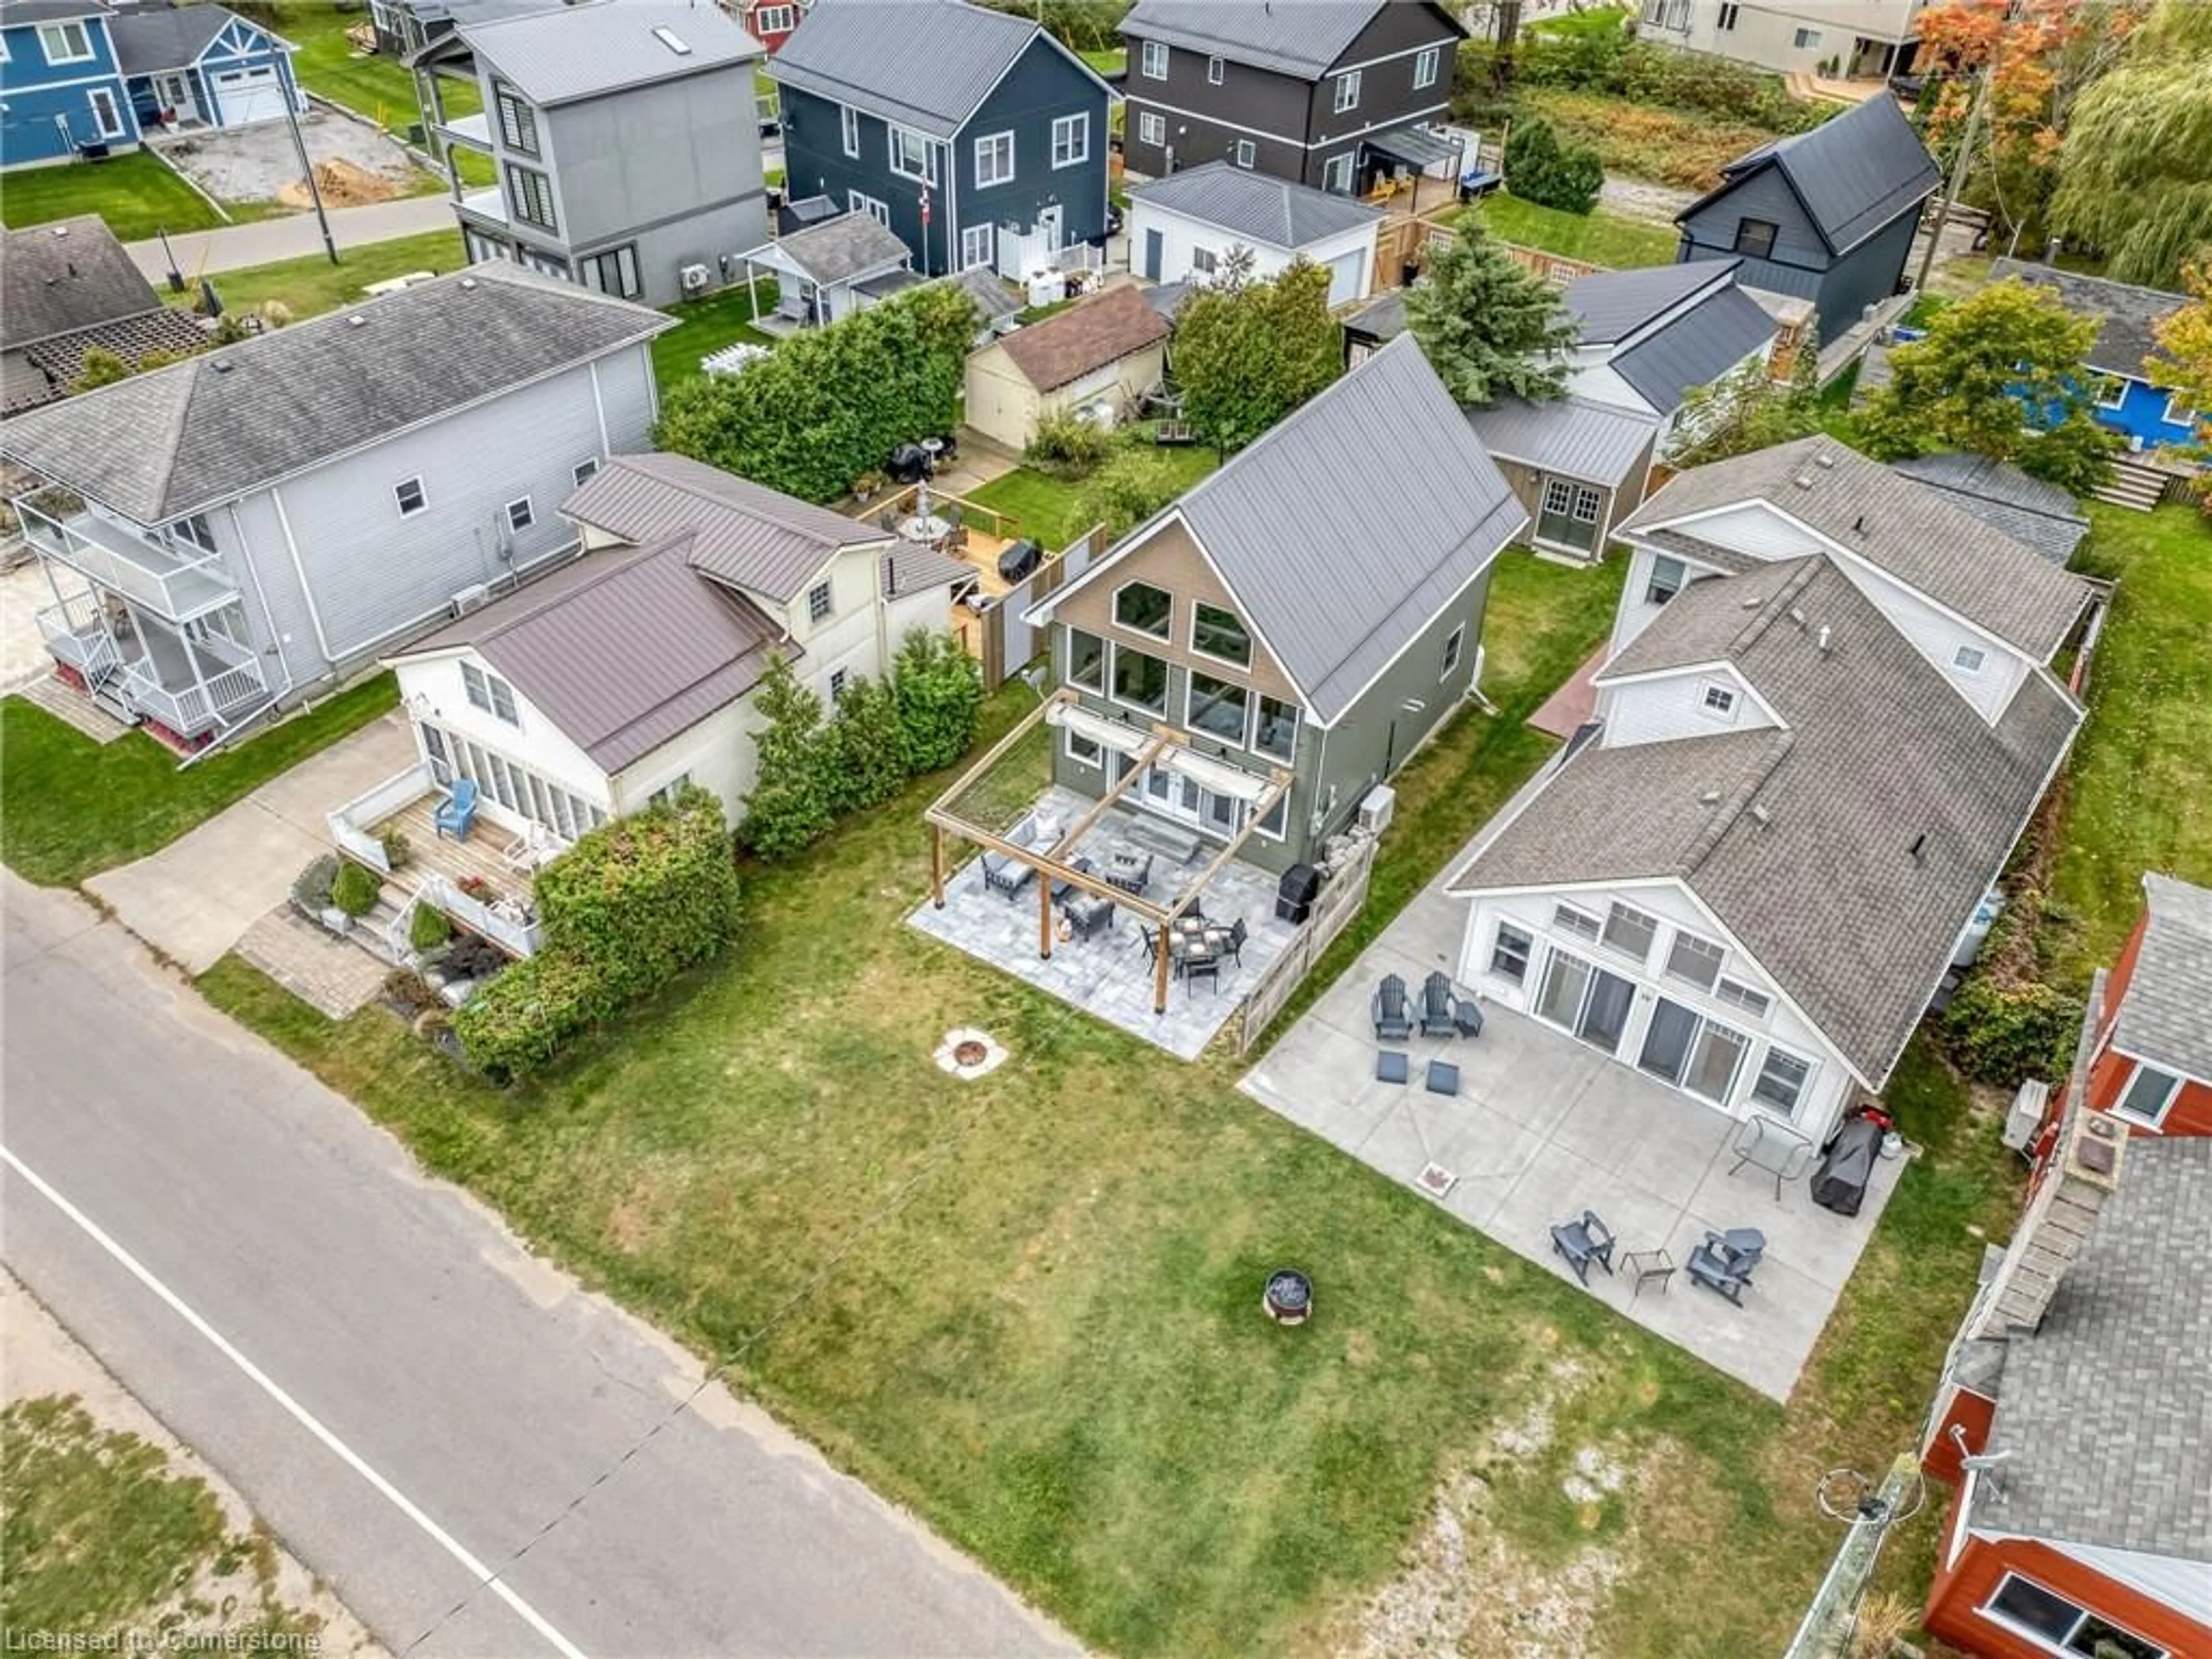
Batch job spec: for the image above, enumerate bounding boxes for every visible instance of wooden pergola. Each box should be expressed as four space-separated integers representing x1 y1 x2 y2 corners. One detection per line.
926 690 1293 1015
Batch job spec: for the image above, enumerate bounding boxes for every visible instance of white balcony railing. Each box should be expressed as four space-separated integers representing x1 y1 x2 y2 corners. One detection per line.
437 111 493 151
456 186 509 226
16 498 238 620
419 871 544 958
34 603 123 679
118 658 267 735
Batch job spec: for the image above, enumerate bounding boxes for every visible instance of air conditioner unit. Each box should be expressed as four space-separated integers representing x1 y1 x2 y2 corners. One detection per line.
679 263 712 296
2002 1080 2050 1153
1357 783 1396 836
450 582 492 617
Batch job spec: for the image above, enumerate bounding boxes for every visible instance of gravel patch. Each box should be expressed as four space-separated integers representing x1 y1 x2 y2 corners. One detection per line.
155 107 425 204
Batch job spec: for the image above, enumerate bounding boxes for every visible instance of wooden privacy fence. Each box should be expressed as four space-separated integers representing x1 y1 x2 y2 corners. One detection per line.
975 524 1106 691
1236 834 1378 1057
1372 214 1605 297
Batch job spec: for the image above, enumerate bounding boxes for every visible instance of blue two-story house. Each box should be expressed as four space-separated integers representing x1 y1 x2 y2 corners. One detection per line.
768 0 1113 280
1675 93 1940 345
1991 259 2199 454
0 0 141 168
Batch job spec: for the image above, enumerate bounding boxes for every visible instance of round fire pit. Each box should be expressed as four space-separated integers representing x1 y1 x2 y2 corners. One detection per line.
953 1039 989 1067
933 1027 1007 1081
1263 1269 1313 1327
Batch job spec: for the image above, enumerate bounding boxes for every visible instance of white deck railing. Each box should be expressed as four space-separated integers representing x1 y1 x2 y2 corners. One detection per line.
118 658 266 734
327 763 434 874
418 872 544 957
35 603 122 679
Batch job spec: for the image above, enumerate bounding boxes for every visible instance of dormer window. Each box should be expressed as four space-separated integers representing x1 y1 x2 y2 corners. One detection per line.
1113 579 1172 639
1646 553 1686 605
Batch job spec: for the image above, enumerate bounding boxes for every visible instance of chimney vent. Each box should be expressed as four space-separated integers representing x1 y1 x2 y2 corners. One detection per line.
1817 624 1832 653
1749 803 1771 827
1815 450 1836 468
1909 831 1927 862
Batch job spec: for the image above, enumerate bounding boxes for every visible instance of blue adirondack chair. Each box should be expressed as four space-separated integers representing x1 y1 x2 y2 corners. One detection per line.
434 778 479 841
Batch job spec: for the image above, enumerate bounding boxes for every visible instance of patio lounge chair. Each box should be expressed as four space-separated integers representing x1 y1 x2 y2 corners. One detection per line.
1064 891 1115 940
1419 972 1463 1039
1371 974 1414 1041
980 809 1057 899
1104 850 1154 896
1686 1229 1765 1305
1549 1210 1616 1285
434 778 479 842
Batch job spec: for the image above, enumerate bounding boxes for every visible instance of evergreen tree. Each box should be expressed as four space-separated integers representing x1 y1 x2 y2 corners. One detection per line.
1403 214 1575 404
740 654 835 859
1173 259 1339 453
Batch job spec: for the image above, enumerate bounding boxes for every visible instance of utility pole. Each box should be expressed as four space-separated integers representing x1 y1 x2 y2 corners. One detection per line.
1913 55 1992 300
281 73 339 267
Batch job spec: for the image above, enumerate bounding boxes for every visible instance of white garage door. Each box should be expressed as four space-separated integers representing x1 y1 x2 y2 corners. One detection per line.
212 67 287 127
1324 248 1368 307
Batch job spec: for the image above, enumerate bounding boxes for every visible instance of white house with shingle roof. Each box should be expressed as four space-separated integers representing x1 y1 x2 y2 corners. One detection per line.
1446 438 2093 1143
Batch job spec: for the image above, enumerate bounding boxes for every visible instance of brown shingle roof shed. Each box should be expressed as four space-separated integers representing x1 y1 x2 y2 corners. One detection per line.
995 284 1170 393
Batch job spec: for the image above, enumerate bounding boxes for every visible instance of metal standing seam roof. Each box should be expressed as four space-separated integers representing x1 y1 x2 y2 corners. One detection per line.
561 452 890 605
1988 258 2186 380
1970 1137 2212 1570
1128 161 1384 251
1100 332 1527 724
1685 94 1940 256
1452 554 2083 1084
769 0 1055 139
2111 873 2212 1080
1616 437 2092 661
1120 0 1462 79
395 536 787 774
1607 284 1778 416
757 212 910 286
993 283 1170 392
461 0 761 107
1563 259 1740 347
0 262 671 524
1884 452 2089 569
1462 396 1658 487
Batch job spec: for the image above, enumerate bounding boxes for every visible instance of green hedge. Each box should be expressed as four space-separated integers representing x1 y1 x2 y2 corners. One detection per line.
533 786 743 1001
452 949 618 1084
1940 974 2084 1089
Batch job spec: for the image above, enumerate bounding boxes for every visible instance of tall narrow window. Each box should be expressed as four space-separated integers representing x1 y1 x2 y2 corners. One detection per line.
1414 46 1440 88
840 103 860 157
975 131 1015 187
1332 69 1361 112
1141 39 1167 79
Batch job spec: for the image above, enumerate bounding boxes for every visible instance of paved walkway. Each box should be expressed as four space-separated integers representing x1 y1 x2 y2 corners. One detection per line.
86 712 414 972
125 195 457 283
1527 645 1604 741
236 907 388 1019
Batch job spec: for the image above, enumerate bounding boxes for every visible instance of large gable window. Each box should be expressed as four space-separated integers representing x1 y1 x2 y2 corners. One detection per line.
1601 902 1659 964
1066 627 1105 692
1190 600 1251 667
1113 580 1172 639
1664 930 1725 992
1111 643 1168 715
1186 671 1248 744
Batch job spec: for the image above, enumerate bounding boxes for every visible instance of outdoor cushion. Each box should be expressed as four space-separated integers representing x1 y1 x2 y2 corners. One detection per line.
1375 1049 1410 1085
1425 1060 1460 1096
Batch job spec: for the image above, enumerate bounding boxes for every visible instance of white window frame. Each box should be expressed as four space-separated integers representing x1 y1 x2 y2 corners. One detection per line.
1978 1571 2168 1659
1141 39 1168 80
1233 138 1256 169
1953 643 1988 675
1489 920 1533 983
1321 152 1354 194
504 496 534 533
1332 69 1361 113
1715 976 1770 1020
755 2 796 33
1553 903 1601 944
1646 552 1687 605
1112 578 1173 641
840 103 860 158
1664 929 1726 993
39 20 93 63
1414 45 1440 88
1253 693 1298 764
87 85 126 139
1066 627 1106 694
1441 623 1464 680
1207 54 1224 84
1050 112 1089 169
2162 391 2200 427
1190 244 1219 278
1601 900 1660 964
2112 1060 2181 1129
1065 726 1104 768
807 580 833 623
1138 110 1165 147
828 668 849 702
1188 600 1252 670
849 190 890 225
1793 25 1822 48
959 223 994 270
394 476 428 517
1252 791 1289 843
1749 1043 1814 1120
974 130 1015 188
2092 373 2128 411
1109 641 1170 717
573 457 600 486
888 123 937 185
1571 483 1603 523
647 771 694 809
1698 680 1738 721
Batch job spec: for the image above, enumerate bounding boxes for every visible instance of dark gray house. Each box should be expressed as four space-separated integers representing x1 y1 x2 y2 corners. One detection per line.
1674 93 1938 344
768 0 1113 279
1119 0 1466 194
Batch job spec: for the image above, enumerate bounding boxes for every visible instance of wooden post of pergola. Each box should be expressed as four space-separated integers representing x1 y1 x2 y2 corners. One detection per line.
930 821 947 908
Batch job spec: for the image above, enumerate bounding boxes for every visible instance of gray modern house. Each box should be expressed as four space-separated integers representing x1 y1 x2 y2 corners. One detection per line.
0 263 669 755
768 0 1113 279
1119 0 1466 194
418 0 767 306
1025 334 1528 875
1674 93 1939 343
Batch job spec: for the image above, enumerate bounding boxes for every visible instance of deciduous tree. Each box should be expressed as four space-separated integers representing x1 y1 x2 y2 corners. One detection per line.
1403 213 1574 404
1172 259 1338 454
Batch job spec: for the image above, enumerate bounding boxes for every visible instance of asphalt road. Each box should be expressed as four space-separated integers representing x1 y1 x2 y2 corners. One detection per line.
1 874 1076 1659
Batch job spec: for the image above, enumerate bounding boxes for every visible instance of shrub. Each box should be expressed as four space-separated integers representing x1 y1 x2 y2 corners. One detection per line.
382 968 442 1017
453 949 618 1084
741 653 836 859
1940 974 2083 1089
1025 410 1116 478
443 932 507 980
409 903 453 952
822 673 910 815
533 786 742 1002
380 829 413 871
1074 449 1187 540
1503 118 1603 215
291 854 339 912
893 627 983 775
331 860 382 918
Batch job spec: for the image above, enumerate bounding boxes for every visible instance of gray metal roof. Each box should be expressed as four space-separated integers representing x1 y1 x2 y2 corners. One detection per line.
108 3 257 75
1129 161 1382 251
0 263 671 524
1617 437 2092 660
3 215 167 351
881 540 971 599
1455 554 2082 1083
1972 1137 2212 1563
2111 874 2212 1080
1463 395 1657 487
1885 453 2089 569
1564 259 1738 347
764 211 911 286
1989 259 2184 380
1148 333 1527 723
1343 288 1407 343
462 0 760 107
1608 283 1777 415
562 452 889 604
770 0 1071 140
396 537 785 773
1120 0 1461 79
1686 94 1940 255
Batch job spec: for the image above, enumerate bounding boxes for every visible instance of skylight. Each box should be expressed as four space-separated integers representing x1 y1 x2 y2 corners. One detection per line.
652 25 691 54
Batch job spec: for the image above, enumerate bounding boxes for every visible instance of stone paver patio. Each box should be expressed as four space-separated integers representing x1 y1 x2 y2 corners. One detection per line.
907 786 1297 1060
1239 870 1903 1402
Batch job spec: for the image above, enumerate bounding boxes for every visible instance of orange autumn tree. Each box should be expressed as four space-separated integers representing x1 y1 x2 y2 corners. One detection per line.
1914 0 2148 255
2149 262 2212 514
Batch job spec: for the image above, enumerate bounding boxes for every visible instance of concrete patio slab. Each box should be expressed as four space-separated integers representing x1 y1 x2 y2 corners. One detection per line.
1239 868 1904 1402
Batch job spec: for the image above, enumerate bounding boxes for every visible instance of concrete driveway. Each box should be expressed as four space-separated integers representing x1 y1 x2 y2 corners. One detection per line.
86 711 414 972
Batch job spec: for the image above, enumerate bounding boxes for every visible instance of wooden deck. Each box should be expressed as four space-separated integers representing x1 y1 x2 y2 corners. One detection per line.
374 796 547 909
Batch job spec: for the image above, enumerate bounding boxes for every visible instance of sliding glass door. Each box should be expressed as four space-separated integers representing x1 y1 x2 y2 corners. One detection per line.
1637 993 1750 1111
1533 948 1635 1056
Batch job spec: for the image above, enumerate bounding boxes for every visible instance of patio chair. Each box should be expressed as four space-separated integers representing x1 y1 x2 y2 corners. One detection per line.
1549 1210 1616 1285
1184 953 1220 994
980 849 1035 900
1419 972 1461 1039
1685 1229 1765 1305
1729 1115 1815 1201
1224 916 1248 965
1063 892 1115 940
1104 850 1154 896
1371 974 1414 1041
433 778 479 842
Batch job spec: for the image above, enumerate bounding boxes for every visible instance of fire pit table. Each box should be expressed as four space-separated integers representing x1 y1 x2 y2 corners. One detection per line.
1263 1268 1313 1327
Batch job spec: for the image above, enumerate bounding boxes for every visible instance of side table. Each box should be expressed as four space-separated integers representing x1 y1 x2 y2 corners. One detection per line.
1622 1247 1675 1304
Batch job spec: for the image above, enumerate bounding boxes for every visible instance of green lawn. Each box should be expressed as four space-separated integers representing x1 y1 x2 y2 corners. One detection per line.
2042 502 2212 988
183 228 465 320
651 281 779 391
965 447 1219 548
0 675 397 888
0 150 224 240
281 7 490 184
1475 192 1680 269
1080 47 1126 77
196 547 2020 1656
